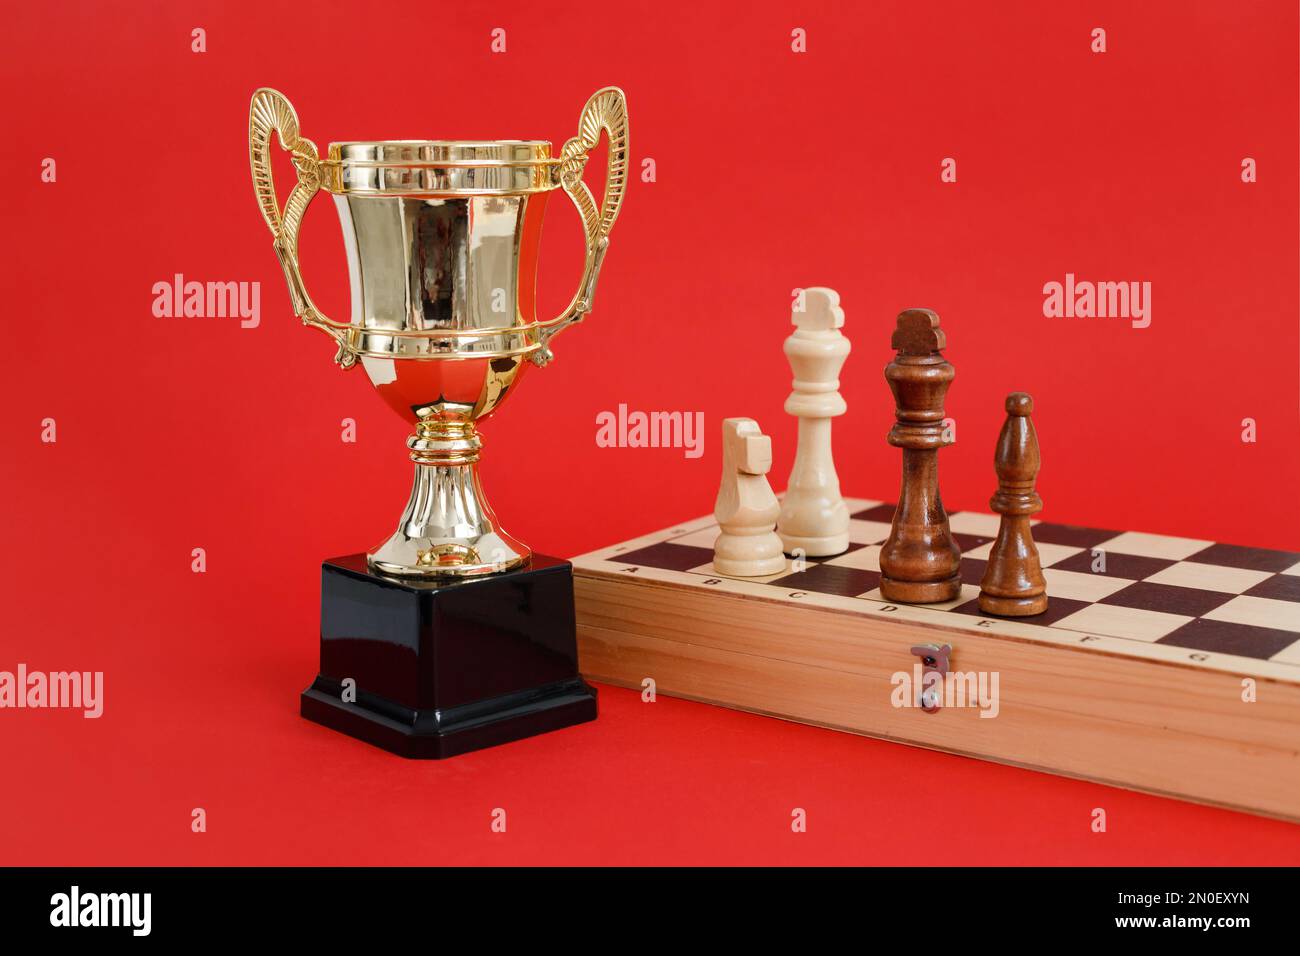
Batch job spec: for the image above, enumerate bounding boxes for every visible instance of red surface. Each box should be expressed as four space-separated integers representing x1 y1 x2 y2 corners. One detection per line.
2 0 1299 864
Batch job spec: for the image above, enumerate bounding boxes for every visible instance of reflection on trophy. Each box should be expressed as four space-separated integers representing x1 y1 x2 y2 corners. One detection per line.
250 86 627 576
249 87 627 756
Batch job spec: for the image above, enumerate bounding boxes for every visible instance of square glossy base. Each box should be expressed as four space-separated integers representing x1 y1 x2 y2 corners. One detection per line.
301 553 597 759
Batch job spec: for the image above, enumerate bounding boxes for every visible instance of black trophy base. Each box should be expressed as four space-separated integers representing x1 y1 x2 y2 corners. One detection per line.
301 677 597 759
301 553 597 759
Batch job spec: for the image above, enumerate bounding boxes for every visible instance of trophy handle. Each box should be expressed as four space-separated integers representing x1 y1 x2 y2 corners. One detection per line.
533 86 630 366
248 88 358 369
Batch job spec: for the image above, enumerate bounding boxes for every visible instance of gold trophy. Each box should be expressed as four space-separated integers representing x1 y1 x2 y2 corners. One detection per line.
249 87 627 757
249 86 628 576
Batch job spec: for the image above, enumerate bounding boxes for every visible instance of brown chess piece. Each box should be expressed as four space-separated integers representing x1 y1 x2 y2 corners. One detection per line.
978 392 1049 616
879 309 962 603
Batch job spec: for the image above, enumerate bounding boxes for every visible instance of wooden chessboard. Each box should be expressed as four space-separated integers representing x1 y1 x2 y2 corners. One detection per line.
572 498 1300 821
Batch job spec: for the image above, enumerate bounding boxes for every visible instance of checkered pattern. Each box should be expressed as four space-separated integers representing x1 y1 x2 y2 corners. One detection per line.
612 501 1300 663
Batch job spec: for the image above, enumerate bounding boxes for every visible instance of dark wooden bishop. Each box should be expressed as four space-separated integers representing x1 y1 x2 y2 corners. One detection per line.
978 392 1048 616
879 309 962 604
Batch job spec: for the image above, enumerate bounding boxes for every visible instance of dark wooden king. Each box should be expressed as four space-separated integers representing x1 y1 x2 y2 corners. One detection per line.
879 309 962 603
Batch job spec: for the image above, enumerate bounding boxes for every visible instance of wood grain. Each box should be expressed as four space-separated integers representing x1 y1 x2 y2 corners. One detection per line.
575 569 1300 821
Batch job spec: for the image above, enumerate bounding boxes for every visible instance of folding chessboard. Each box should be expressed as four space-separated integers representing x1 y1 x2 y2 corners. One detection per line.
573 498 1300 821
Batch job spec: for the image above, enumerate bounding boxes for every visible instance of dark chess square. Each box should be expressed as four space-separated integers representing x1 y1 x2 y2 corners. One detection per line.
1100 581 1236 617
1245 575 1300 602
1049 549 1176 579
1185 543 1300 574
768 564 881 597
1030 523 1122 549
616 542 717 572
951 594 1093 627
1158 618 1300 661
851 504 897 523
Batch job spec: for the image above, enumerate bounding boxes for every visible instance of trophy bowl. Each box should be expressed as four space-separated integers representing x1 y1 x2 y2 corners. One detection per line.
249 88 628 577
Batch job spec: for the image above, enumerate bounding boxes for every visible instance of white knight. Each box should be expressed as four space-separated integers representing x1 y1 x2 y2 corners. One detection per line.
714 418 786 577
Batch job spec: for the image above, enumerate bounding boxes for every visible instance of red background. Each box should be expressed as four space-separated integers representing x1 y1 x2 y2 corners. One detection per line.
2 0 1299 864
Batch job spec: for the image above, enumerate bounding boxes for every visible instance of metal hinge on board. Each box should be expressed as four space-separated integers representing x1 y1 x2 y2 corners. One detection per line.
910 643 952 714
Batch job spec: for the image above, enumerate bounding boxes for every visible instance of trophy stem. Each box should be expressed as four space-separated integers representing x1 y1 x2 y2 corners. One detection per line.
366 422 530 578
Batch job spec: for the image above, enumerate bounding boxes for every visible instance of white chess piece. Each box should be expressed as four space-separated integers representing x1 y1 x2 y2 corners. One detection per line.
777 287 850 556
714 418 786 577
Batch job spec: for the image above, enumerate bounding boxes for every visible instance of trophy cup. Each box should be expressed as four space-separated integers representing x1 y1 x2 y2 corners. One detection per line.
248 87 628 757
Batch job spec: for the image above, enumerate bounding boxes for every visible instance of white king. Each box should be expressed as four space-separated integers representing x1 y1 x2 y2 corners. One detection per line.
776 287 851 556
